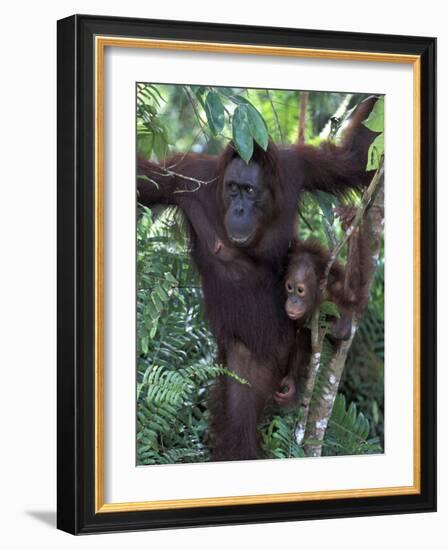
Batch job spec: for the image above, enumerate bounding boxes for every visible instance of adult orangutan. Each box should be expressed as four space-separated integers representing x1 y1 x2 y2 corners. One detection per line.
137 96 378 460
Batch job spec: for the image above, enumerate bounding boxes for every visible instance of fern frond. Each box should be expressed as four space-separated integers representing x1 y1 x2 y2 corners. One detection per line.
322 394 382 456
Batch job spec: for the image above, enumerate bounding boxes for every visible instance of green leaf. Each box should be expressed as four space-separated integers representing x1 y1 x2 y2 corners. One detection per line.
190 85 206 98
139 102 157 115
363 96 384 133
366 133 384 170
372 400 380 425
141 335 149 355
137 133 154 159
204 91 225 135
219 87 237 98
229 94 251 105
152 131 168 161
246 104 269 150
333 394 345 417
232 105 253 163
147 85 166 104
190 86 207 109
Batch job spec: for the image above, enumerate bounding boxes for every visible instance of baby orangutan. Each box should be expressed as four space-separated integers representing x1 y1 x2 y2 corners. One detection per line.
284 213 373 340
274 217 374 409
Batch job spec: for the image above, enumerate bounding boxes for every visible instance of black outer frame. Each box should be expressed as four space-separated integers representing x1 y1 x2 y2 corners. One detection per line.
57 14 437 535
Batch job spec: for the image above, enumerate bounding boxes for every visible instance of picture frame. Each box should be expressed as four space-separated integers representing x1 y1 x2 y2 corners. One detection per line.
57 14 436 534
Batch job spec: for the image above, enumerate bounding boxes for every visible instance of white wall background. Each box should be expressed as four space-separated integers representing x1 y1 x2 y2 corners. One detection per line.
0 1 444 547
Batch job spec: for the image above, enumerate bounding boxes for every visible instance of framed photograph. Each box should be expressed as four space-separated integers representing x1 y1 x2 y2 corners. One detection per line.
57 14 436 534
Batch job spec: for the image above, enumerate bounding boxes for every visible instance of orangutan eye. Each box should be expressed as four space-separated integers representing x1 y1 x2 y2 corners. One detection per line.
245 185 255 195
228 182 238 194
286 281 294 293
297 284 306 296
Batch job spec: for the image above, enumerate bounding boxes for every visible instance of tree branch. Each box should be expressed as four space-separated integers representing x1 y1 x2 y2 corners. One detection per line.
303 326 356 456
295 308 325 445
323 160 384 284
299 159 384 456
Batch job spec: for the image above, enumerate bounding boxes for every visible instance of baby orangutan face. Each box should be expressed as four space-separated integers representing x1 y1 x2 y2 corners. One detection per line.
284 262 320 321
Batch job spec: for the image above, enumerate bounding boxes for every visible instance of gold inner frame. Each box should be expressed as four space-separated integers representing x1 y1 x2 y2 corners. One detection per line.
94 36 421 513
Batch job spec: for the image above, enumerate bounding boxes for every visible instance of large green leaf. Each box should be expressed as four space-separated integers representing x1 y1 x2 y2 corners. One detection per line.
204 91 225 135
246 103 269 151
232 105 253 163
366 133 384 170
363 96 384 132
229 94 251 105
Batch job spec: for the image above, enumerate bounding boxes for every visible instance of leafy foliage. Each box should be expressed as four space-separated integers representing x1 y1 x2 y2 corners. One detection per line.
136 84 170 161
261 412 305 459
364 96 385 170
323 395 382 456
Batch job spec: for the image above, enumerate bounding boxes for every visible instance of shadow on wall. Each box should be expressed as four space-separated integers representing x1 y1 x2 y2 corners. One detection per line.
25 510 56 528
